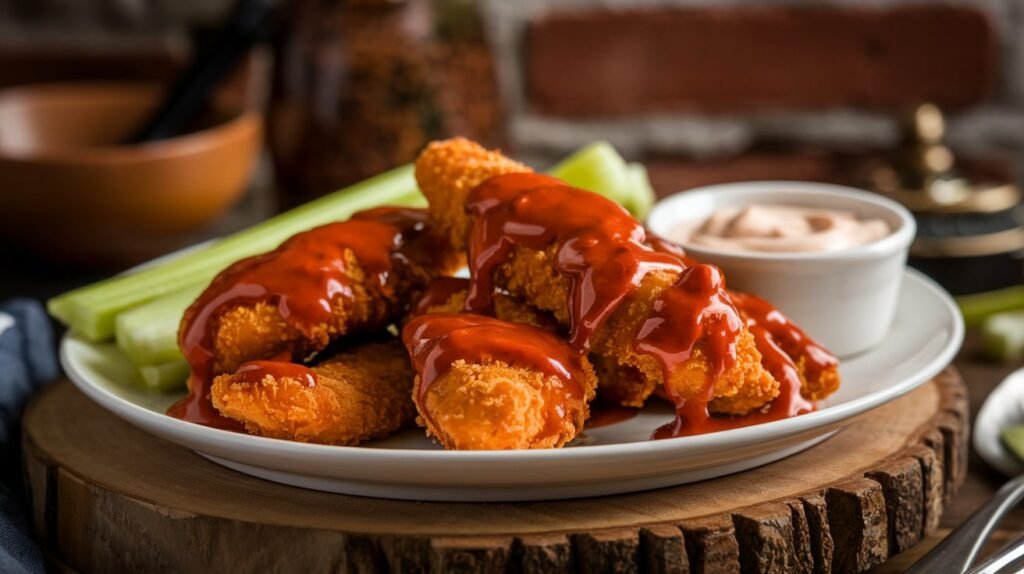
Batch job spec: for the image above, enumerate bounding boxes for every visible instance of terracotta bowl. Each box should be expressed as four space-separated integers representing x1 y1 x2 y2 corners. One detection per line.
0 83 262 265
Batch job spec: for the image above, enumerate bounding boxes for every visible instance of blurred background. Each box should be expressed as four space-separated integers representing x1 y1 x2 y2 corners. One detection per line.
0 0 1021 298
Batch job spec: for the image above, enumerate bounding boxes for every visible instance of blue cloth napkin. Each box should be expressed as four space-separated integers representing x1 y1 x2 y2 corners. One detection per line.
0 299 55 574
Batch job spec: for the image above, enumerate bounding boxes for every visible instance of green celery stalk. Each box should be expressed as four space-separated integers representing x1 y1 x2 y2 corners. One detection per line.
54 141 654 353
138 360 190 392
116 284 205 365
49 164 423 341
549 141 657 220
620 163 656 221
957 285 1024 328
981 310 1024 363
1001 424 1024 462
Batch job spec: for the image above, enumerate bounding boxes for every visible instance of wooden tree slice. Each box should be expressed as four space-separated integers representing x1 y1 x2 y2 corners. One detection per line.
21 368 968 574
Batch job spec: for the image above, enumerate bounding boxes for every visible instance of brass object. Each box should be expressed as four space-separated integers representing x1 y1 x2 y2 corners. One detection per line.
870 103 1023 260
910 227 1024 258
872 103 1021 214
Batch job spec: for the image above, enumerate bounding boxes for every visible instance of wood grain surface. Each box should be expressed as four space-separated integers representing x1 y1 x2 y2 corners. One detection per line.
21 369 967 573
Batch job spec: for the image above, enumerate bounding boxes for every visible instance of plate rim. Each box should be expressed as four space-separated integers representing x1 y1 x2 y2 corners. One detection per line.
973 366 1024 477
61 268 964 463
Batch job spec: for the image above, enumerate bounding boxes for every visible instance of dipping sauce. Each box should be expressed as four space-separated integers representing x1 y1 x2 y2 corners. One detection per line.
679 204 891 253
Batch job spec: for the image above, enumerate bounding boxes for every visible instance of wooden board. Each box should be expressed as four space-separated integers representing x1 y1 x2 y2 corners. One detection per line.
21 368 968 574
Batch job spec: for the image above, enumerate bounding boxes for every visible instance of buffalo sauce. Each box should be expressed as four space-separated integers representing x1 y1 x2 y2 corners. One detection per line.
402 313 587 436
169 207 431 428
461 174 835 438
233 360 319 388
464 172 683 350
411 276 470 316
635 264 747 437
730 291 837 393
650 291 831 438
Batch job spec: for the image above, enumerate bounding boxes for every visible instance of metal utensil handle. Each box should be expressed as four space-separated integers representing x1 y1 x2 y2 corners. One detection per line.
907 474 1024 574
965 532 1024 574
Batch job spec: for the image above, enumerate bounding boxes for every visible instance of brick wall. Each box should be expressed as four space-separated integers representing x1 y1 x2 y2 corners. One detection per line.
3 0 1022 195
481 0 1024 193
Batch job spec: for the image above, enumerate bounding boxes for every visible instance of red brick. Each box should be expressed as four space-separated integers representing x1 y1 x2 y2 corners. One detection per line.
526 5 996 117
644 151 1014 198
646 152 843 198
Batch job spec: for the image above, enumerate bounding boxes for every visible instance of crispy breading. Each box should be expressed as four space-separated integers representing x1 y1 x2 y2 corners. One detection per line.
416 356 597 450
211 340 415 445
415 139 782 415
183 221 460 377
799 356 842 401
415 138 530 251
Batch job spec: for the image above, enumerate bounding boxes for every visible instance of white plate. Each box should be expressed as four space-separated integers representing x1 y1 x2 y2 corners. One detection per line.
975 367 1024 477
62 269 963 501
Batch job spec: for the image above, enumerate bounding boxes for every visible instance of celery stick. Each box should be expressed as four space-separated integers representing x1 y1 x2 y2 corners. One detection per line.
138 360 190 392
116 284 204 365
957 285 1024 328
1002 425 1024 463
550 141 629 202
982 310 1024 363
621 163 656 221
53 141 653 345
549 141 657 219
49 164 423 341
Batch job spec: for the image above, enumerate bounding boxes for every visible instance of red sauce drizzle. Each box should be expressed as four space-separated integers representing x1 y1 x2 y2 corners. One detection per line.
461 173 830 438
233 361 318 388
402 313 587 433
464 172 683 350
632 264 747 437
411 276 470 317
169 207 431 428
730 291 838 393
648 289 833 438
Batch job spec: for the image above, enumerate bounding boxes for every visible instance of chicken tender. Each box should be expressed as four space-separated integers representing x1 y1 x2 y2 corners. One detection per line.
211 340 415 445
403 313 598 449
410 276 558 330
410 277 775 416
414 138 530 251
180 207 460 378
414 139 781 420
729 291 841 402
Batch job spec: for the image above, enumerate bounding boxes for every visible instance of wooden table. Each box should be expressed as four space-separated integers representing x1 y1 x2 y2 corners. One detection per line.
3 243 1019 571
871 333 1021 572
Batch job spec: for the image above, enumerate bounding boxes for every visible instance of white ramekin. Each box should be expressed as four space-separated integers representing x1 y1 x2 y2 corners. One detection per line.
647 181 916 357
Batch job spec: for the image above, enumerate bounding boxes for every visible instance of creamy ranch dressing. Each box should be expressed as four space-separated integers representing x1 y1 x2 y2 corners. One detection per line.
675 204 891 253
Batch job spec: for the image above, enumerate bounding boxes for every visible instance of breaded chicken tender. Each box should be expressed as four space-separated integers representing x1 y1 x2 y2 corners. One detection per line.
414 138 530 251
211 340 415 445
180 207 460 377
414 139 781 417
411 277 774 415
403 313 598 449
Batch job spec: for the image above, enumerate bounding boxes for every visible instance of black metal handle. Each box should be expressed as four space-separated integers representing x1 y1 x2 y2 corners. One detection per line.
127 0 276 144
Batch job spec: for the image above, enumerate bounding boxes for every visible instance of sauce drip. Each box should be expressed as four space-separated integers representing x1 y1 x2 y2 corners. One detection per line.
729 292 838 389
465 172 683 350
402 313 588 433
649 289 831 438
411 276 470 316
461 173 830 438
634 264 742 385
632 264 748 437
170 207 430 428
233 360 319 388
